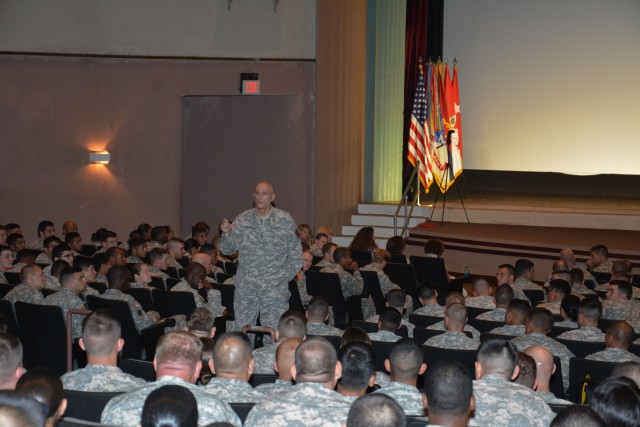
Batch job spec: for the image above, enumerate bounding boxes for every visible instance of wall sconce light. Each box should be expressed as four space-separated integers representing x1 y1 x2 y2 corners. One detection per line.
89 151 110 164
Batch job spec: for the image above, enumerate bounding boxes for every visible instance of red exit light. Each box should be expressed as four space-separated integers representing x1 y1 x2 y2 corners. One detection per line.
242 80 260 95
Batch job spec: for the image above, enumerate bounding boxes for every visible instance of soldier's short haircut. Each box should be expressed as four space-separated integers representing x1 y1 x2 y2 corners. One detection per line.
74 256 93 272
43 235 61 249
340 327 371 348
105 246 124 262
277 310 306 339
549 405 605 427
332 247 349 264
91 252 109 272
590 244 608 258
611 361 640 389
416 282 437 301
141 384 198 427
167 238 185 250
82 309 121 356
199 244 217 258
549 279 572 297
569 267 584 285
37 220 54 234
185 262 207 289
7 233 24 248
295 336 337 383
19 264 39 283
385 289 406 309
191 225 208 238
321 242 338 256
307 297 330 320
92 229 116 243
495 284 515 305
64 232 81 245
150 226 165 243
212 332 252 374
156 331 203 367
587 376 640 427
445 303 467 329
611 280 632 300
315 232 328 241
514 352 537 389
552 260 569 273
127 237 146 252
50 261 69 280
187 307 214 334
560 295 581 322
15 367 64 418
579 297 602 323
148 248 168 266
127 262 145 278
338 342 376 392
477 338 518 379
106 265 130 291
0 391 47 426
424 359 473 418
445 292 465 307
60 266 82 288
612 260 632 275
378 307 402 332
346 394 406 427
5 224 20 234
515 259 534 277
608 321 635 348
498 264 516 277
385 236 405 257
552 271 572 284
52 244 71 260
528 308 554 334
371 249 391 264
388 338 423 381
0 245 10 255
0 333 23 386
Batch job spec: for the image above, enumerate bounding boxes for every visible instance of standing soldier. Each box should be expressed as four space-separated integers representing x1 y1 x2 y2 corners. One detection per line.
219 182 301 333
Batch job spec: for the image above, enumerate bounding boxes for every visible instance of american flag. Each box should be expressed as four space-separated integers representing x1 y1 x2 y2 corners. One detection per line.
407 67 432 190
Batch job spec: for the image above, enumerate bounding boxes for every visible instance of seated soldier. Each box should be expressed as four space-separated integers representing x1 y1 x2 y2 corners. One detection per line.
489 299 531 337
93 229 118 254
513 259 543 291
126 237 147 264
166 238 187 270
35 236 61 265
306 296 343 337
412 282 444 317
3 264 45 306
294 249 314 306
336 342 376 402
128 263 156 290
556 297 605 342
472 339 554 427
15 367 68 426
424 303 480 350
101 331 241 427
537 279 572 316
423 359 475 427
65 232 84 257
106 246 126 267
7 233 27 259
586 321 640 363
367 308 402 343
198 244 225 278
497 263 531 304
147 226 168 251
373 338 426 416
346 394 406 427
61 309 146 391
569 267 597 297
476 284 514 321
148 248 170 281
91 252 112 285
171 262 225 318
244 337 351 427
29 220 56 250
355 249 413 311
43 267 88 339
427 293 481 340
310 232 328 258
203 332 265 403
253 310 306 374
611 361 640 389
0 245 14 284
366 289 415 337
602 281 640 324
465 278 496 309
255 337 302 396
512 308 575 392
320 247 373 318
140 384 198 427
316 242 337 268
0 333 23 390
586 244 612 274
524 346 573 405
554 295 580 328
0 391 47 426
186 307 216 339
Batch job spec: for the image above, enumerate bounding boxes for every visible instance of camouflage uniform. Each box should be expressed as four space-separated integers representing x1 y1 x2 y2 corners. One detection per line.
34 253 52 265
101 375 242 427
101 289 160 332
367 330 401 342
310 246 323 258
95 273 108 285
373 381 424 416
465 295 495 309
554 319 578 329
203 377 265 403
475 307 507 322
0 272 7 284
590 261 612 274
602 300 640 322
253 342 279 374
585 347 640 363
126 256 143 264
489 324 525 336
556 326 605 342
295 273 313 306
427 321 481 340
28 237 44 250
571 285 597 297
375 370 390 387
472 374 555 427
61 364 146 392
3 283 44 305
423 331 480 350
355 264 413 309
537 301 561 316
367 314 415 338
149 266 170 281
315 259 334 268
146 241 163 251
320 265 375 319
538 391 573 405
412 304 445 317
167 257 183 271
43 287 87 339
514 277 543 291
512 333 574 392
244 381 351 427
511 285 532 305
255 378 293 396
219 207 301 332
129 281 156 291
306 321 343 337
171 279 224 317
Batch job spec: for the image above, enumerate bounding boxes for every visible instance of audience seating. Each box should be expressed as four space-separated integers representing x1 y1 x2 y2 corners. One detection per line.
469 319 504 334
152 290 196 318
409 313 442 328
383 263 419 309
149 276 166 290
359 270 386 315
422 346 477 377
311 255 323 265
480 332 518 342
350 320 408 338
549 326 576 338
215 272 233 283
119 358 156 381
0 299 19 336
584 279 596 290
87 282 106 294
4 272 20 285
0 283 14 298
305 270 347 328
523 289 545 306
125 288 155 312
287 280 305 314
370 340 396 372
63 390 123 422
229 402 256 423
389 254 407 264
589 271 612 285
413 327 472 344
249 373 278 387
556 339 605 359
164 266 180 279
548 404 572 415
465 306 493 320
165 277 181 290
410 256 456 306
568 357 618 403
211 283 235 316
550 355 565 400
59 418 108 427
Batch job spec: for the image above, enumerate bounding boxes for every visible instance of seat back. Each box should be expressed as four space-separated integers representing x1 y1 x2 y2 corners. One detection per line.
164 267 180 279
589 271 611 285
15 302 67 376
0 283 15 298
409 313 443 328
149 276 166 290
549 326 576 338
125 288 155 312
165 277 181 290
63 390 123 422
141 318 176 361
287 280 305 314
422 346 477 377
523 289 545 307
4 272 20 285
87 282 106 294
211 283 235 315
466 307 493 320
370 340 396 372
556 339 606 359
0 299 19 336
152 290 196 318
480 332 518 342
359 270 386 315
229 402 256 424
409 256 450 305
548 404 572 415
550 355 565 400
119 358 156 381
351 251 372 268
469 318 505 334
305 270 347 328
249 373 278 388
413 327 472 343
383 263 419 309
351 320 378 333
215 272 233 283
85 295 142 360
568 357 618 403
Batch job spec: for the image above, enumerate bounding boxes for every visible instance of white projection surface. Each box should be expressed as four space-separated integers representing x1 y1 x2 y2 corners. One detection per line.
444 0 640 175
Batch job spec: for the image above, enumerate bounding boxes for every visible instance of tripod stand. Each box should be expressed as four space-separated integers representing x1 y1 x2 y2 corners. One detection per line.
428 161 470 226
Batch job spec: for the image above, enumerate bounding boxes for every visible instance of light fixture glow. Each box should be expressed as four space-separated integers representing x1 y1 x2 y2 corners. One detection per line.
89 151 110 165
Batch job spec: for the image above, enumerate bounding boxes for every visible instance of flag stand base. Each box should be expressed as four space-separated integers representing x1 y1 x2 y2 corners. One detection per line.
428 165 471 226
